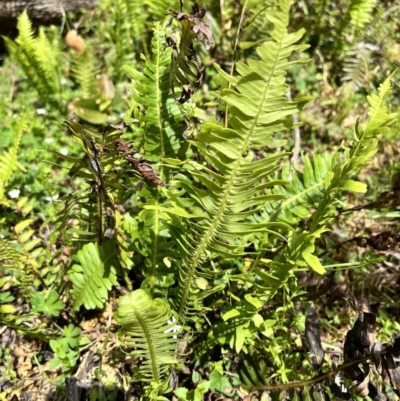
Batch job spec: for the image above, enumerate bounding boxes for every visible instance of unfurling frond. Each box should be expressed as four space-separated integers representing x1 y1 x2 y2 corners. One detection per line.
114 289 179 383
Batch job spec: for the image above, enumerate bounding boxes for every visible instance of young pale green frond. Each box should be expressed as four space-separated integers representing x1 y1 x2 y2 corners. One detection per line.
3 11 61 107
0 114 28 200
167 0 307 318
68 241 119 310
0 238 24 269
70 50 99 97
349 0 377 30
114 289 179 383
2 218 47 297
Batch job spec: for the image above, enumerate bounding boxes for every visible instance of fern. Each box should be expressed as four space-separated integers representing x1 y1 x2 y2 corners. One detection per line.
100 0 141 79
124 23 185 296
3 11 62 108
349 0 377 30
144 0 180 21
262 73 397 300
114 289 179 383
68 241 119 310
0 219 43 298
0 238 24 270
50 121 128 244
167 4 212 104
260 153 336 226
158 0 308 318
70 49 99 97
341 43 375 95
0 114 27 201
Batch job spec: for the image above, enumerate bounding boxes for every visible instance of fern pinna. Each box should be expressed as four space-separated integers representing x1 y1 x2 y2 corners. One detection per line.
158 0 308 318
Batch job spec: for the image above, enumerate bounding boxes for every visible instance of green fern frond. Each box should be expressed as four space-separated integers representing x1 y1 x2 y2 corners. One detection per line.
125 23 183 162
144 0 179 20
260 153 336 225
70 49 100 97
341 44 373 94
100 0 139 79
68 241 119 310
3 11 62 107
265 73 397 293
1 218 45 297
114 289 179 383
0 114 28 200
160 0 309 318
349 0 377 30
124 23 186 295
0 238 24 269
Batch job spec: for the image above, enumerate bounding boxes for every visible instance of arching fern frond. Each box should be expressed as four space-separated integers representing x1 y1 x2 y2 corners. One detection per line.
68 241 119 310
160 0 309 318
0 114 27 201
114 289 179 383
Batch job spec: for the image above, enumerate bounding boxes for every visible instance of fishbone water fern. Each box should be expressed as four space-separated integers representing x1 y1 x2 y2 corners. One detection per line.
1 0 400 399
161 0 309 318
124 23 186 296
349 0 377 31
260 153 336 226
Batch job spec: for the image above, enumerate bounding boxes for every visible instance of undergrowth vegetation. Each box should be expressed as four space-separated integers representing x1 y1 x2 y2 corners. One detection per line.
1 0 400 400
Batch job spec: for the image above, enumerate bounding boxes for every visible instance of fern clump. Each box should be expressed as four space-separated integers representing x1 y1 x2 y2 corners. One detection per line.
0 0 399 400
